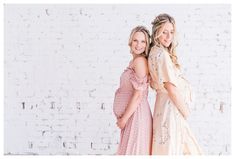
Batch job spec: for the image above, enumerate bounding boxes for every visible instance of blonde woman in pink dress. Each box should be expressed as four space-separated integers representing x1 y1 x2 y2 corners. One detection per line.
113 26 153 155
148 13 203 155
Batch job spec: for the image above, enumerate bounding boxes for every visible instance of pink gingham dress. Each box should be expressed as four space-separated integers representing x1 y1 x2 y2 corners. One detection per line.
113 61 153 155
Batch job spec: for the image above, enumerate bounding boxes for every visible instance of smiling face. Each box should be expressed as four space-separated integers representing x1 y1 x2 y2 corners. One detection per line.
157 22 174 48
130 31 147 55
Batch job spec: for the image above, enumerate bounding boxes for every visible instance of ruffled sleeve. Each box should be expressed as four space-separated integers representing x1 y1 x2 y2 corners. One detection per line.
130 71 148 91
148 46 178 91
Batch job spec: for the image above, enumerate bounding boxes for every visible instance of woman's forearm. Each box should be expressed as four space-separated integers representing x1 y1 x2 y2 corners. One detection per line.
121 91 143 122
165 83 189 119
169 90 189 119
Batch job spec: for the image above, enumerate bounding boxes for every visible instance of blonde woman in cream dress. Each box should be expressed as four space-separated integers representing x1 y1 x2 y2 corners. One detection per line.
148 13 203 155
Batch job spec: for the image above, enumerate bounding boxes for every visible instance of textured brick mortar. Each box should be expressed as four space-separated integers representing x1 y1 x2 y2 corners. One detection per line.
4 4 231 155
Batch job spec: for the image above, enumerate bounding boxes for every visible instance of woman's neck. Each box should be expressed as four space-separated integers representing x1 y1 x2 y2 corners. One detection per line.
132 53 142 60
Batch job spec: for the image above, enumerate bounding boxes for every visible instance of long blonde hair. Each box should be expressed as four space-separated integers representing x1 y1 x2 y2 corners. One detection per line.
151 13 180 68
128 26 150 58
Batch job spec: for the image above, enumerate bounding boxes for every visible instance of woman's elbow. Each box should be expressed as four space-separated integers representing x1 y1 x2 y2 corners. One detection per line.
133 90 144 101
164 82 178 96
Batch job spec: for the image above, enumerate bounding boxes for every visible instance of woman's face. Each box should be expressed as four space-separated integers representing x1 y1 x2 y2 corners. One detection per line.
157 22 174 47
130 31 146 55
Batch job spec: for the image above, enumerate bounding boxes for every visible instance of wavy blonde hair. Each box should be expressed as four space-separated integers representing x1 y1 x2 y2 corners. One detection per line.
128 26 150 58
151 13 180 68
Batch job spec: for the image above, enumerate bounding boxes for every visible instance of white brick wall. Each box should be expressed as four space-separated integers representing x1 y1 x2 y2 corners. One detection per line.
4 4 231 155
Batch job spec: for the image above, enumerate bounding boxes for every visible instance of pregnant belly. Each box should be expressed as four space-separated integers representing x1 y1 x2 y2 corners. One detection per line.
178 78 192 113
113 91 132 118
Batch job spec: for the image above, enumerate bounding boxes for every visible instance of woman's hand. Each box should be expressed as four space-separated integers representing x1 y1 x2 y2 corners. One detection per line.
116 117 127 129
181 108 189 120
